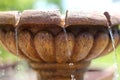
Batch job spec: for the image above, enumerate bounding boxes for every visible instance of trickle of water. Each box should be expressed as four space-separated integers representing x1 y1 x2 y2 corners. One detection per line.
15 28 19 56
104 12 119 80
108 27 119 80
62 10 71 58
15 11 20 57
15 28 21 71
62 29 74 79
63 11 76 80
63 28 75 80
62 28 71 58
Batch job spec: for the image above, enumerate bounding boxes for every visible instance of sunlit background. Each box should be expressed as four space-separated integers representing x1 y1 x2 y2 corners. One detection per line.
0 0 120 12
34 0 120 12
0 0 120 80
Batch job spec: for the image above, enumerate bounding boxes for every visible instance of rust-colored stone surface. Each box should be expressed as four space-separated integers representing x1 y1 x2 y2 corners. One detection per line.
0 10 120 80
66 11 120 26
0 11 19 26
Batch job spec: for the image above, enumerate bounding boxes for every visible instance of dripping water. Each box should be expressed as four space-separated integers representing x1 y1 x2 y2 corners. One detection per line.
108 28 119 80
15 12 22 71
63 10 75 80
63 28 71 57
69 63 75 80
15 28 20 71
15 11 20 57
15 28 19 57
62 10 72 59
0 46 5 78
63 26 76 80
104 12 119 80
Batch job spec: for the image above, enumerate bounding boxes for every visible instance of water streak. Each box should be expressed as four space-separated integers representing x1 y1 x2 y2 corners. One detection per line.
108 28 119 80
0 48 5 78
63 28 71 58
63 11 76 80
63 28 76 80
104 12 119 80
63 10 72 58
63 28 75 80
15 28 19 56
15 11 21 60
15 28 21 71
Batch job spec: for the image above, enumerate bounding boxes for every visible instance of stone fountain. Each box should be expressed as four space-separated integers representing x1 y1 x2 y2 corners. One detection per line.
0 10 120 80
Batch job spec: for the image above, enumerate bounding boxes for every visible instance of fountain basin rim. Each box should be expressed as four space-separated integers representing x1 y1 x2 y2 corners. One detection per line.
0 10 120 27
0 11 19 26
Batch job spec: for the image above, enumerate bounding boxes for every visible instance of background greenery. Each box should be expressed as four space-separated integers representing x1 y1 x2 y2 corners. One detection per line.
0 0 35 11
0 0 62 11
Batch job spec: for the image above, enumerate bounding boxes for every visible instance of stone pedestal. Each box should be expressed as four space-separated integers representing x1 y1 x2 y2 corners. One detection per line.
31 61 90 80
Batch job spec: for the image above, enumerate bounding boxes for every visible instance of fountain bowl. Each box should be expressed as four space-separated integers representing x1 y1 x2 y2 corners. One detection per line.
0 10 120 80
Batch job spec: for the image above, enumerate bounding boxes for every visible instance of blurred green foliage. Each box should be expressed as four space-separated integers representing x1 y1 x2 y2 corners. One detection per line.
0 45 17 63
0 0 63 11
92 45 120 79
0 0 36 63
0 0 35 11
47 0 63 11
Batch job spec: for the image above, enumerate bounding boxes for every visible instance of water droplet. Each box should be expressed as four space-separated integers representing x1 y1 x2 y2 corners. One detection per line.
71 74 76 80
0 69 5 77
15 64 22 72
1 70 5 76
69 63 74 66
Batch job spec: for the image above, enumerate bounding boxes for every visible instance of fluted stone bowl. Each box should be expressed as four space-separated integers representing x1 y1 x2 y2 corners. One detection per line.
0 10 120 80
